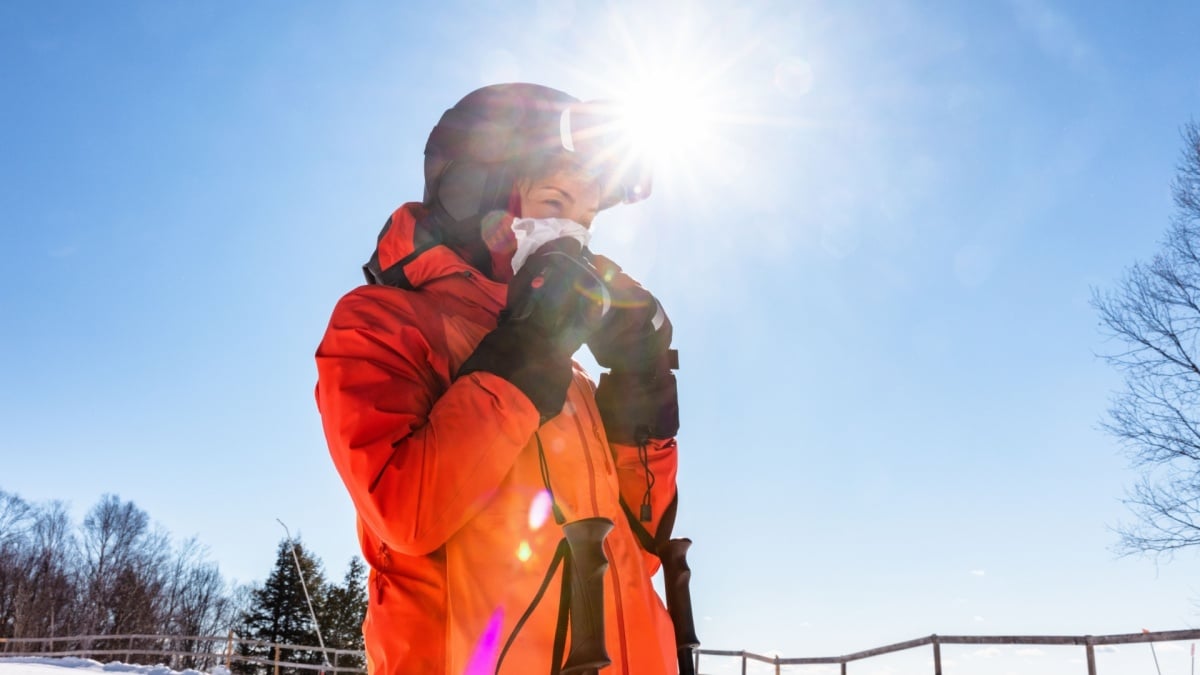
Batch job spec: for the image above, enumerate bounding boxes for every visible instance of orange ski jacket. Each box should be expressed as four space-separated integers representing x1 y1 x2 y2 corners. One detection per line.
315 203 681 675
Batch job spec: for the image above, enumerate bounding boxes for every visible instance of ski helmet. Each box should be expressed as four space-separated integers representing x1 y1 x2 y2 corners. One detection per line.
422 84 652 248
364 83 652 285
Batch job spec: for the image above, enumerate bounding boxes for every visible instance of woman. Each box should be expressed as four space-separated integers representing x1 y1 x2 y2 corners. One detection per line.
315 83 685 675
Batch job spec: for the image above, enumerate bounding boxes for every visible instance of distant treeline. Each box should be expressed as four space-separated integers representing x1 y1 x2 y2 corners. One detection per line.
0 489 365 673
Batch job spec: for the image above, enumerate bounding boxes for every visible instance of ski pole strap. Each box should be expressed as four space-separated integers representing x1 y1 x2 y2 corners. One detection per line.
551 545 572 675
495 539 570 675
619 491 678 555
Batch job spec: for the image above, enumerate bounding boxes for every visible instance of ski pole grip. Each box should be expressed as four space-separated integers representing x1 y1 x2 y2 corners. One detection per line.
561 517 615 675
659 538 700 675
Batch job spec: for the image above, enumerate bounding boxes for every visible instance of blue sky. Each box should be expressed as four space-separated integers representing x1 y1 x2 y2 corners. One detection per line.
3 1 1199 672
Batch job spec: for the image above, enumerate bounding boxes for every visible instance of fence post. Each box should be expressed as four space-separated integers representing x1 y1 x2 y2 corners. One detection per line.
932 634 942 675
274 644 281 675
741 650 747 675
225 631 235 671
126 636 133 664
774 654 781 675
1086 637 1097 675
841 661 847 675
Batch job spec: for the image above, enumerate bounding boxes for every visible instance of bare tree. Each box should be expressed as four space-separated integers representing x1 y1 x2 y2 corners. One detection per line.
12 500 78 641
1094 121 1200 557
0 490 35 639
160 538 235 668
1 488 241 666
78 495 171 647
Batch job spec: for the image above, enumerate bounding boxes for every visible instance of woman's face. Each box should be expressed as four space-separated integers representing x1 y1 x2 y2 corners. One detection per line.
517 167 602 228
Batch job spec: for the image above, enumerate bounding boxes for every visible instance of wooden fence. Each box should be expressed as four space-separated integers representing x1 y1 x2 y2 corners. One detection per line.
694 628 1200 674
0 633 366 675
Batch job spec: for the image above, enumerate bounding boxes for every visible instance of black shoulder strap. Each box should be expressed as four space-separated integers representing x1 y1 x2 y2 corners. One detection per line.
362 213 444 289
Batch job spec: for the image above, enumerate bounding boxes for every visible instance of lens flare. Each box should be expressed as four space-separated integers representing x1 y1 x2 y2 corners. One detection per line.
516 540 533 562
529 489 553 530
464 607 504 675
558 2 778 218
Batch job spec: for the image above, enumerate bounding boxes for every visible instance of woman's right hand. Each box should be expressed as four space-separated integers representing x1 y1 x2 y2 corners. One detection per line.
458 237 609 422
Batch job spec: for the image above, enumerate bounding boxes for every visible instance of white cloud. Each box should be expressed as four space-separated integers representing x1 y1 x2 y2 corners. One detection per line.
1016 648 1045 657
969 569 986 577
973 615 986 622
973 647 1002 659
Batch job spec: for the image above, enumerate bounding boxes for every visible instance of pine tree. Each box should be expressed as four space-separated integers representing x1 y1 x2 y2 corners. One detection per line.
320 558 367 669
236 538 328 675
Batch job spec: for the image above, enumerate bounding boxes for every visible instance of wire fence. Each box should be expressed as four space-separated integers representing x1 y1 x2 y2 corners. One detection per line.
2 629 1198 675
0 633 366 675
693 628 1200 675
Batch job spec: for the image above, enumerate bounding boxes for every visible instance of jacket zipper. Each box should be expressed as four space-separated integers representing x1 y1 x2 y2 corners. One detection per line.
568 380 602 516
576 378 612 475
573 378 629 673
604 539 631 674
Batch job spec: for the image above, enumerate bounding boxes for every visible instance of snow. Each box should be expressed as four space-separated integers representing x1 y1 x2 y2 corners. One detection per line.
0 658 224 675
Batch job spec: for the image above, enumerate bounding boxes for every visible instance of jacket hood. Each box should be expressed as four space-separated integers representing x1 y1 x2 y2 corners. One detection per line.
362 203 521 289
362 203 468 289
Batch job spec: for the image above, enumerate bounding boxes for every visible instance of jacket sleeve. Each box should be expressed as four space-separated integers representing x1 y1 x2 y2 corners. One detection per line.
612 437 679 574
315 289 541 557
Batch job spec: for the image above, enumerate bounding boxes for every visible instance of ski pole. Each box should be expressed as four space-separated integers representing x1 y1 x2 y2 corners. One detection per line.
278 519 333 672
659 538 700 675
1142 629 1162 675
560 517 615 675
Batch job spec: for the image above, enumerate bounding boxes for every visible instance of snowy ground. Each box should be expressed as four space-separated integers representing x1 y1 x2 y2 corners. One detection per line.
0 658 225 675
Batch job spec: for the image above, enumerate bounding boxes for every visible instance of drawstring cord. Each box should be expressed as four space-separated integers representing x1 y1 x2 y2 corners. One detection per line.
636 425 655 522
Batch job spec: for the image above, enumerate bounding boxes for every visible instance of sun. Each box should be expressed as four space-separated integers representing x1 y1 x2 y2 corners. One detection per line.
563 5 748 202
617 70 720 171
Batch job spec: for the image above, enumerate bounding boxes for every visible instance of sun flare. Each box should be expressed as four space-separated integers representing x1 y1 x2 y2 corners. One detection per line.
564 6 751 203
618 73 719 169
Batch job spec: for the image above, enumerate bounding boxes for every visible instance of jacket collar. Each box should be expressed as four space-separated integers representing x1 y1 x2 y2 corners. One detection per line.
363 203 483 291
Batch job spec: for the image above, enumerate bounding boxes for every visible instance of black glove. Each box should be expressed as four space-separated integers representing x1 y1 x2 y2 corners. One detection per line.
586 255 673 373
458 238 610 422
586 255 679 444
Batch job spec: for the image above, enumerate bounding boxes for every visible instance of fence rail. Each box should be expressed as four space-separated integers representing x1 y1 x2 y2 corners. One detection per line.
3 629 1198 675
694 628 1200 674
0 633 367 675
